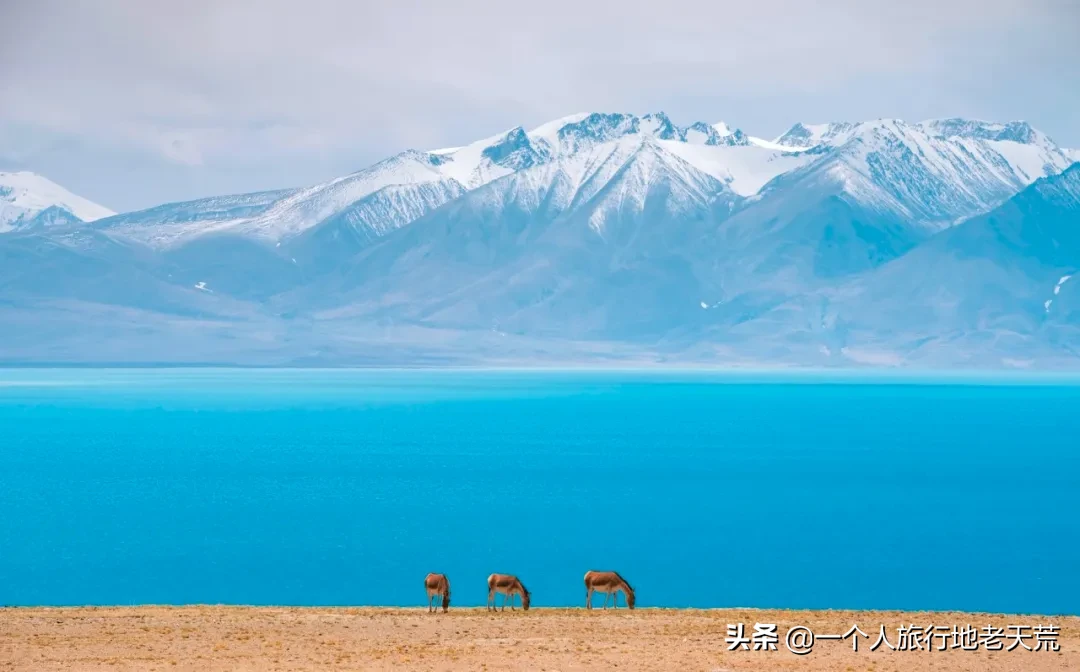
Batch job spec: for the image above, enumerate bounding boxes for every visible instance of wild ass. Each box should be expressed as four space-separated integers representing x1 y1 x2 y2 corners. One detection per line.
424 573 451 613
584 570 635 609
486 573 530 611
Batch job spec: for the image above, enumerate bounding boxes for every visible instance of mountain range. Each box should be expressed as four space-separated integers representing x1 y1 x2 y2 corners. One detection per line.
1 113 1078 368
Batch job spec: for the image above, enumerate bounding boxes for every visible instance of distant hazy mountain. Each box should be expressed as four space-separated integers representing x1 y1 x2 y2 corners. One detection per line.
2 113 1078 368
0 171 114 233
94 189 298 244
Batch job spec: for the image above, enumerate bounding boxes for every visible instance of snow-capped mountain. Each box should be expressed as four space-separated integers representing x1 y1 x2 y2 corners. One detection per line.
768 119 1073 213
811 163 1080 366
288 133 735 339
132 113 1066 253
674 116 1077 308
0 171 114 233
282 115 1075 342
92 112 795 253
3 112 1079 367
760 118 1073 225
920 118 1046 143
772 122 859 149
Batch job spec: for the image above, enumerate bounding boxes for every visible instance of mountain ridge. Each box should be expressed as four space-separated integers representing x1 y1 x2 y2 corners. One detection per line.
3 113 1079 368
0 171 115 233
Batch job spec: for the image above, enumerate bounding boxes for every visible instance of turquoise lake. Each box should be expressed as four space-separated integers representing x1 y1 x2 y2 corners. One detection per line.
1 368 1077 613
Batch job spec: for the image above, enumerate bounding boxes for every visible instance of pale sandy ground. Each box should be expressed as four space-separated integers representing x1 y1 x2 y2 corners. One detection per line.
1 607 1077 671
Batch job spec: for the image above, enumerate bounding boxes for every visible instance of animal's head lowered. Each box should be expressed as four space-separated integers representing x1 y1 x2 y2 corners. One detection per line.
442 591 450 612
522 591 531 611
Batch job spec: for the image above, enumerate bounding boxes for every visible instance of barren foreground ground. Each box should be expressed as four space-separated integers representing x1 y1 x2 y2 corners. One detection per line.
1 607 1077 671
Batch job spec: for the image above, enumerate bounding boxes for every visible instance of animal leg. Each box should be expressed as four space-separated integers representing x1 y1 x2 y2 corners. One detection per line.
586 587 592 610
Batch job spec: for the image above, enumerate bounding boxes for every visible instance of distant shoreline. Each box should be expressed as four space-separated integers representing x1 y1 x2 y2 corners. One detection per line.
4 364 1080 384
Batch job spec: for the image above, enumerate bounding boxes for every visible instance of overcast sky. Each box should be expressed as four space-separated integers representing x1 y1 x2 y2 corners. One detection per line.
2 0 1078 212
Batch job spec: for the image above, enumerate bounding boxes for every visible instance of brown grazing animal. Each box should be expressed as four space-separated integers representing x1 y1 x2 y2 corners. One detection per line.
486 573 530 611
584 570 635 609
424 573 451 613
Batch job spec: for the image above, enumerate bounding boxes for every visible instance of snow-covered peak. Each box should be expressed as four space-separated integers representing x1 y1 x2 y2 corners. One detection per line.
211 150 462 241
432 127 547 189
481 127 545 167
919 118 1045 145
775 117 1066 161
773 122 858 149
547 112 641 155
639 112 682 140
580 136 733 234
418 132 732 245
363 150 453 183
1067 148 1080 163
78 112 1077 256
522 112 753 155
685 122 747 147
527 113 591 146
457 112 799 199
685 122 716 145
784 117 1075 224
0 171 115 233
427 113 682 192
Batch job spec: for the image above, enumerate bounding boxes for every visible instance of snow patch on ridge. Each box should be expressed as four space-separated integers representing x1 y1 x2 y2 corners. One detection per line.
747 136 815 153
660 140 817 196
712 121 734 137
1046 274 1074 313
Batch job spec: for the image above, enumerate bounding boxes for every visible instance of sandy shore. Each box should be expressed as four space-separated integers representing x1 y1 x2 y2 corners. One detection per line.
1 606 1076 671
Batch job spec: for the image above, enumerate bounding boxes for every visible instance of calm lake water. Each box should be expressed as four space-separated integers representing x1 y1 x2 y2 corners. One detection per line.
1 368 1078 613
